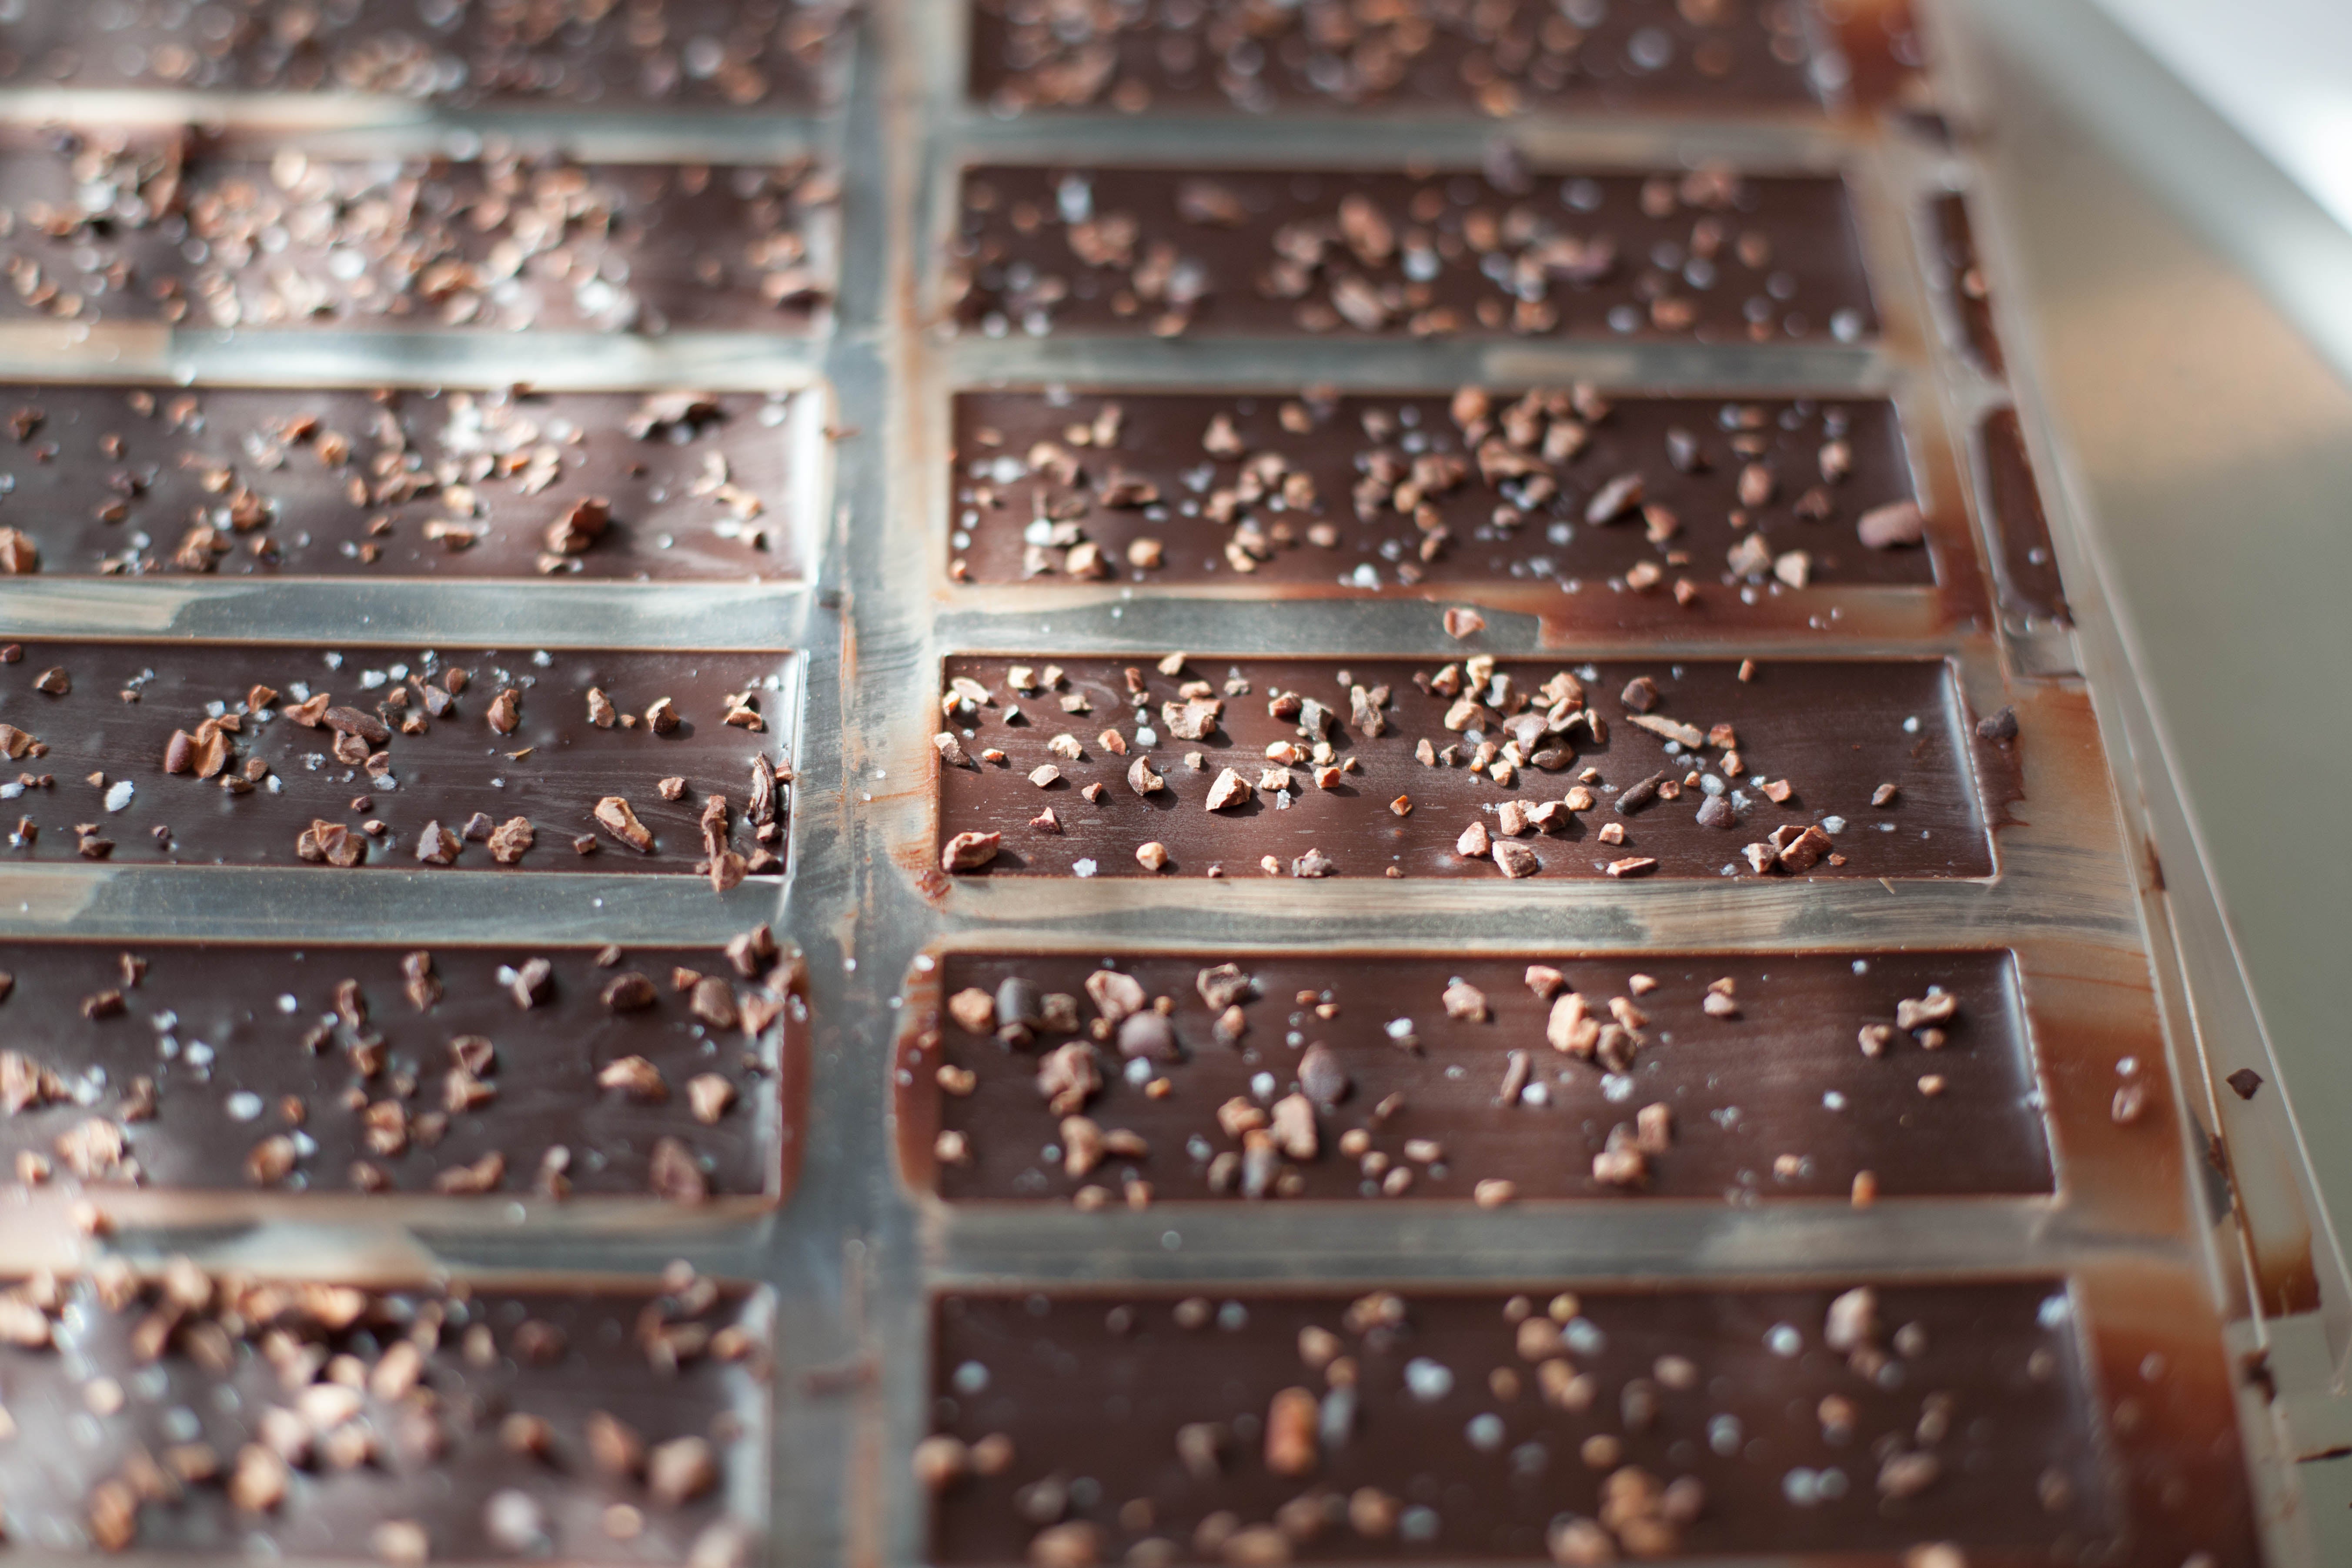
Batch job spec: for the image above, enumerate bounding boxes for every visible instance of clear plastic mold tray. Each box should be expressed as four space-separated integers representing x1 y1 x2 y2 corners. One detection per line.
0 0 2339 1563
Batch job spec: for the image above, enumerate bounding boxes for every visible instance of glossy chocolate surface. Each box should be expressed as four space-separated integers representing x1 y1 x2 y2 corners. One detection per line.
1931 191 2003 377
0 640 793 876
0 0 849 108
927 1280 2139 1562
0 384 806 581
0 1269 768 1559
0 0 846 106
0 939 802 1199
934 654 1995 879
0 131 832 333
899 949 2048 1204
950 164 1875 342
969 0 1817 116
1981 408 2070 627
951 389 1926 591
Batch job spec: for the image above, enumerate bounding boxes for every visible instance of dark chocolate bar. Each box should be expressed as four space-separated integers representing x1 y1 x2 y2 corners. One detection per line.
0 130 832 333
923 1280 2224 1564
0 0 849 108
1980 408 2069 627
0 640 792 880
950 164 1875 342
898 948 2046 1206
0 384 808 581
933 654 1994 880
1931 191 2002 377
0 1267 768 1561
0 935 802 1200
969 0 1818 116
951 388 1927 592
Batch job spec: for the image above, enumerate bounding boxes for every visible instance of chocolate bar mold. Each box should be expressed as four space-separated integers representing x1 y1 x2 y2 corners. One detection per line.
0 0 2324 1562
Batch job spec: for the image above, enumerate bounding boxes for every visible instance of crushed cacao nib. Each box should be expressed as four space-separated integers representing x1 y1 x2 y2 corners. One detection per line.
949 389 1926 592
0 642 792 877
951 164 1875 343
971 0 1819 115
903 950 2048 1205
935 654 1988 879
0 384 808 581
925 1280 2149 1565
0 1 849 108
0 1266 768 1559
0 130 835 334
0 939 800 1199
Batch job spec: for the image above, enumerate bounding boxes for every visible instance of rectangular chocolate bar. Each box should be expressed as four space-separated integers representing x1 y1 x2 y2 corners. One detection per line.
0 935 803 1201
0 384 811 582
0 130 833 333
1981 408 2071 628
1931 191 2004 376
933 654 1995 880
0 0 848 109
971 0 1820 116
951 388 1928 592
897 948 2047 1206
924 1280 2251 1565
949 164 1875 343
0 639 792 879
0 1267 769 1561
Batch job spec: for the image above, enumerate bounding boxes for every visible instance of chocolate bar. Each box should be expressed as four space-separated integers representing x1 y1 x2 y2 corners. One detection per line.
1980 408 2069 627
932 654 1994 880
951 388 1926 592
922 1279 2249 1565
1931 192 2002 377
0 384 807 581
898 948 2047 1206
0 130 832 333
0 640 792 880
950 164 1875 342
0 0 847 108
969 0 1818 116
0 935 802 1200
0 1266 768 1561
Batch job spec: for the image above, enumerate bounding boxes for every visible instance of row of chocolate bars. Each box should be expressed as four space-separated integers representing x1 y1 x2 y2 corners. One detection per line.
0 1 2274 1567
